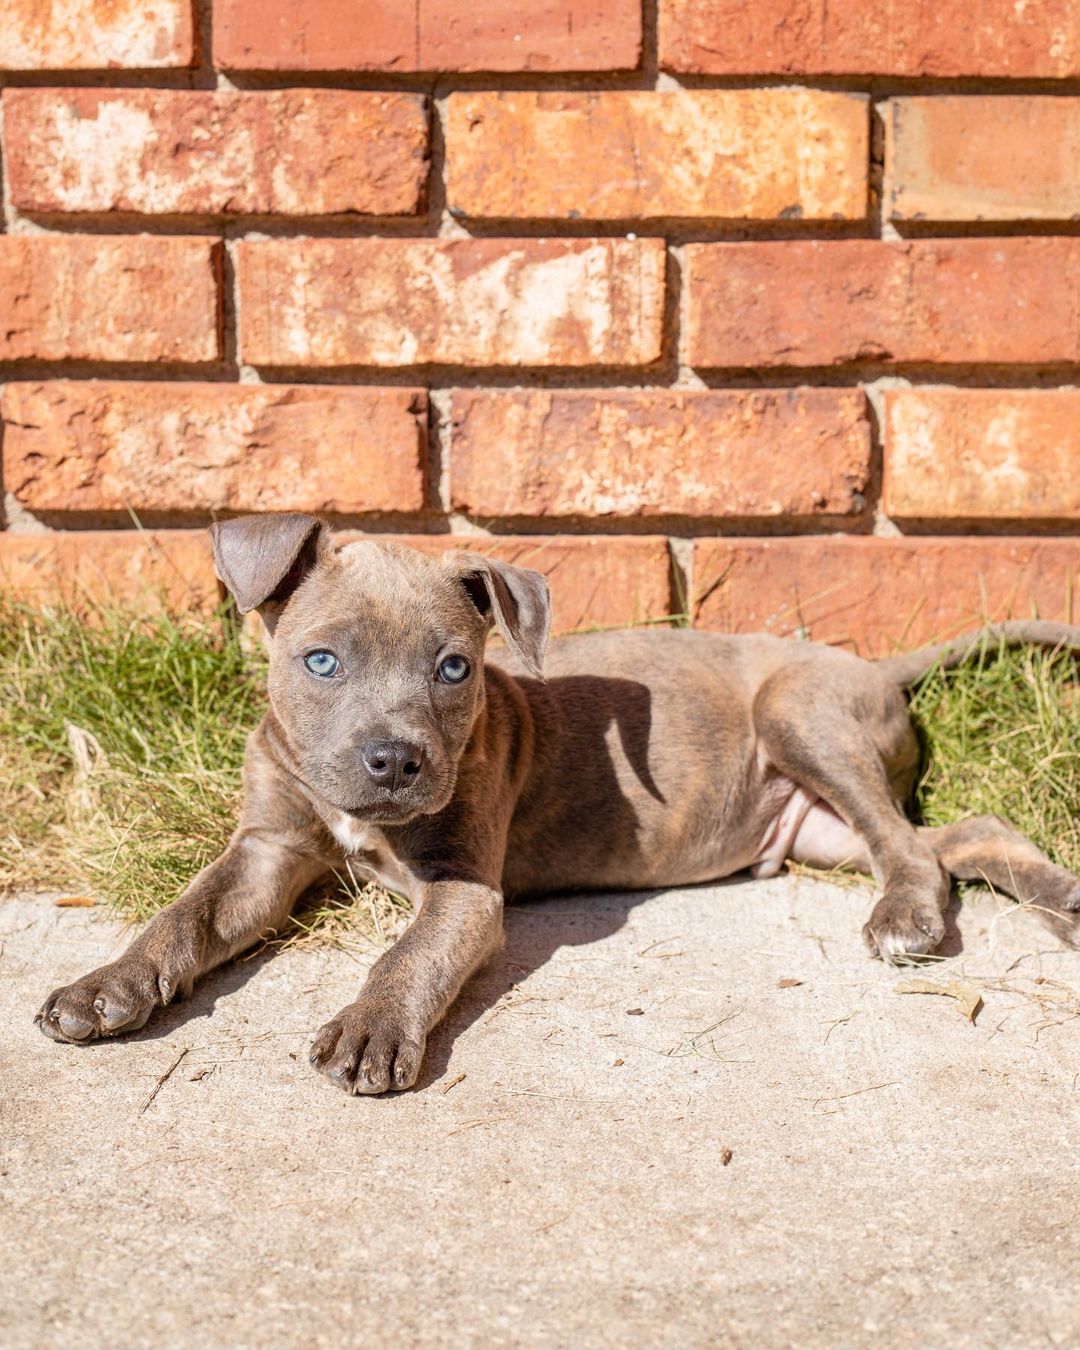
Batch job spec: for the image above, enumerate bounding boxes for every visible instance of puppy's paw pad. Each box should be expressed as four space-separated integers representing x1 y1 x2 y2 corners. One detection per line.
35 959 160 1044
35 989 98 1043
310 1002 425 1096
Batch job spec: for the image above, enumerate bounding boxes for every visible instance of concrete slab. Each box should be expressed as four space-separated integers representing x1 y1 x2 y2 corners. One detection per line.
1 878 1078 1348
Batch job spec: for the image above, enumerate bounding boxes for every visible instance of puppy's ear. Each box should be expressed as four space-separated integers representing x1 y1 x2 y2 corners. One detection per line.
448 553 551 679
210 513 326 615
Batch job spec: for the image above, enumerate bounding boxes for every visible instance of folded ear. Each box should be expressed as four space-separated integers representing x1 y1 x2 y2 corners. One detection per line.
448 552 551 679
210 513 326 614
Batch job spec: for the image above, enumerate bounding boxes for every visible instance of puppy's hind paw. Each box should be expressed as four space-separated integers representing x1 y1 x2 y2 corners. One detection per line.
862 895 946 963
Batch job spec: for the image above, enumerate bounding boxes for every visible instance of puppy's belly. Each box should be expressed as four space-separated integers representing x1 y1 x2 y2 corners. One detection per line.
658 775 823 886
505 773 821 896
748 784 819 879
648 780 866 886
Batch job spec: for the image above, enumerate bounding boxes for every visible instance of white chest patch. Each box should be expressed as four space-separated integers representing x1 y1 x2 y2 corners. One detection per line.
323 811 414 901
327 812 382 856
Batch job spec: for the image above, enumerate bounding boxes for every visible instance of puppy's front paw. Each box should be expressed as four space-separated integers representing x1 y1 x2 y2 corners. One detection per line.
309 1000 426 1095
862 892 946 962
35 955 166 1044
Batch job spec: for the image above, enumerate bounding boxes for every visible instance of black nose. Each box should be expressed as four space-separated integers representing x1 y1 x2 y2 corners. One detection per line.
361 739 424 793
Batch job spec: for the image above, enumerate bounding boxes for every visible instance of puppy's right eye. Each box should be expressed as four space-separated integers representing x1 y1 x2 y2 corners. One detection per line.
304 650 340 678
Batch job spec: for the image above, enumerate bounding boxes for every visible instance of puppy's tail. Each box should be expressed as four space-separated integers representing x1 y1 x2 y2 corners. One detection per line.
876 621 1080 688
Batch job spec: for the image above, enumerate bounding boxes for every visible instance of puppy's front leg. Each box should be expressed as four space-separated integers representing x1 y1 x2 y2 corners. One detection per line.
310 881 502 1094
36 835 326 1044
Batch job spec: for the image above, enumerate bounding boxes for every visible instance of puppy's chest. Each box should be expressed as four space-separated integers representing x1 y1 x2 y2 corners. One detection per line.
324 813 415 900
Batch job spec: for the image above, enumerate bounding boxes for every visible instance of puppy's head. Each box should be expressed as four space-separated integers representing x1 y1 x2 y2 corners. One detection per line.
211 514 550 825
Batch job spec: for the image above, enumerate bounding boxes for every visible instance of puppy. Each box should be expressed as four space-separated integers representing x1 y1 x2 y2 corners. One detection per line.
36 514 1080 1093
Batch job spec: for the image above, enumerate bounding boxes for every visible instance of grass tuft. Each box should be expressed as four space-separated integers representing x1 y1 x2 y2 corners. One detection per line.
1 601 1077 942
909 638 1080 874
0 596 264 922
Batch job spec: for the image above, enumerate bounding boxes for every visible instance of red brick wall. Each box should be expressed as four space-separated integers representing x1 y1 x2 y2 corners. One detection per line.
0 1 1077 653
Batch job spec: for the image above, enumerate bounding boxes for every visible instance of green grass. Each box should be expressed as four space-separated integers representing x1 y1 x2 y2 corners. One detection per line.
0 596 264 919
909 637 1080 873
1 600 1077 936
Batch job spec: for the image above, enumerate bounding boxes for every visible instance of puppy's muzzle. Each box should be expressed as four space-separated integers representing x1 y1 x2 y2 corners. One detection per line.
361 739 425 794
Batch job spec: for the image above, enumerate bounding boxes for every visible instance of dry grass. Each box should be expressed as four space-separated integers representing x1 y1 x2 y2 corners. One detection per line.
0 597 262 917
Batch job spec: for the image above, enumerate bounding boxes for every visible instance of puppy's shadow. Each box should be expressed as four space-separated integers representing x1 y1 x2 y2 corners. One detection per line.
120 875 968 1066
412 887 669 1092
123 944 280 1043
413 881 971 1089
939 894 965 959
117 888 667 1056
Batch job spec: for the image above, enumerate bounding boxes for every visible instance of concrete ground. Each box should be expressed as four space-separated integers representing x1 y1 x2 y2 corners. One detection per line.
1 877 1078 1349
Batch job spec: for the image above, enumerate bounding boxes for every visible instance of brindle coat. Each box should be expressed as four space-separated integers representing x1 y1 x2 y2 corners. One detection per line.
36 514 1080 1094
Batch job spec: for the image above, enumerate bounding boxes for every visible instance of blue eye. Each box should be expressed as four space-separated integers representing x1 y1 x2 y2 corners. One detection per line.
304 650 340 678
437 655 470 685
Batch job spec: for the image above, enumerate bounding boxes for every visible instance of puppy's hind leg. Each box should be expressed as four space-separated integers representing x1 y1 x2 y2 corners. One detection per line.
755 663 949 961
920 815 1080 947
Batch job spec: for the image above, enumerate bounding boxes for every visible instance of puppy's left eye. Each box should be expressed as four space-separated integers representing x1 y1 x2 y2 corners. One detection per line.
437 655 470 684
304 650 340 678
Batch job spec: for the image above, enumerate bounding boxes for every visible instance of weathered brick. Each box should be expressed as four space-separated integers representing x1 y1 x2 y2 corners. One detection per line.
4 90 429 218
0 0 193 69
0 532 219 614
338 534 674 633
660 0 1080 78
237 239 665 368
883 389 1080 522
1 382 426 516
885 97 1080 223
693 538 1079 655
0 237 220 364
446 91 867 222
215 0 641 71
686 238 1080 369
450 390 870 520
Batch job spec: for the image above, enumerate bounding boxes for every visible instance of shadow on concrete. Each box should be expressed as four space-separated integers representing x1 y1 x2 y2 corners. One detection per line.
123 944 284 1044
105 870 968 1071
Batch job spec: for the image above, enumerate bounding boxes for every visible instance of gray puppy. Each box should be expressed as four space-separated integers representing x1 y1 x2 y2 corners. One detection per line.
37 514 1080 1093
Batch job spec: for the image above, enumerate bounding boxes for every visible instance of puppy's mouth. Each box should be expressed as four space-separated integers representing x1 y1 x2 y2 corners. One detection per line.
342 800 424 825
301 755 459 828
336 769 457 825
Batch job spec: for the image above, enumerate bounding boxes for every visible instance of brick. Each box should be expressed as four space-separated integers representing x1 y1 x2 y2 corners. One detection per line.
338 534 674 633
215 0 641 72
0 237 220 364
883 389 1080 522
4 90 429 218
446 91 867 222
660 0 1080 78
0 532 219 614
1 382 426 516
0 0 193 69
885 97 1080 223
693 538 1079 656
237 239 665 369
450 390 870 520
686 238 1080 370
